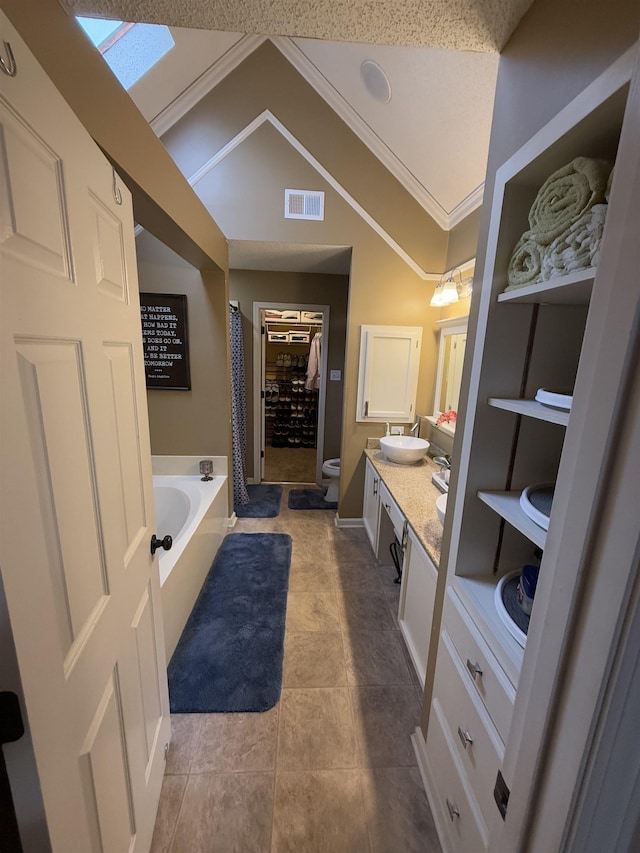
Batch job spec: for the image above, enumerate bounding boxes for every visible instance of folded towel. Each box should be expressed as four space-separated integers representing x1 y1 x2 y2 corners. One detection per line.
528 157 611 246
540 204 607 280
505 232 545 290
605 166 615 203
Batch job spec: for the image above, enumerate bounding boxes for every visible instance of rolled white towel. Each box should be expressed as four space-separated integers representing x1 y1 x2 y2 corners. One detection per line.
506 231 545 290
540 204 608 281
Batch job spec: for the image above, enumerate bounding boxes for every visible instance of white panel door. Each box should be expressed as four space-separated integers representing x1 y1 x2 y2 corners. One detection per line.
0 13 170 852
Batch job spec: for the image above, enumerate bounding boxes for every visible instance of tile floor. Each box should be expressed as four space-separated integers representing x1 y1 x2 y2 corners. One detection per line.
151 485 441 853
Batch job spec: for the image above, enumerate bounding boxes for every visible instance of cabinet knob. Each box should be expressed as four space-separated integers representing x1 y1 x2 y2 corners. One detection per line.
466 659 483 680
446 798 460 821
458 726 473 750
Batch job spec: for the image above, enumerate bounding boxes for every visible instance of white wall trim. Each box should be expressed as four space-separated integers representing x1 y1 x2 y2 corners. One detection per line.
187 109 441 281
147 33 483 228
150 34 267 137
334 515 365 528
412 727 449 853
271 37 457 230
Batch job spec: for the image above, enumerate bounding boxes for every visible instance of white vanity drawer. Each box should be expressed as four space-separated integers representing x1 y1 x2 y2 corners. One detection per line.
378 480 405 542
433 630 504 829
426 697 487 852
444 588 516 743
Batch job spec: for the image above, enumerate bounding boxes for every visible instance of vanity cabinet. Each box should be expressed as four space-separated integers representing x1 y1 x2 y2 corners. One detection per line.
362 457 380 550
419 46 640 852
398 527 438 686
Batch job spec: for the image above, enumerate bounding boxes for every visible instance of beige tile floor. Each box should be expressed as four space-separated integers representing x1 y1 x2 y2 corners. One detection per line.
151 485 441 853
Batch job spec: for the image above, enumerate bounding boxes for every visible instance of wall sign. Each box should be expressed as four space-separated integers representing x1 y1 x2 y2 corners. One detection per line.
140 293 191 390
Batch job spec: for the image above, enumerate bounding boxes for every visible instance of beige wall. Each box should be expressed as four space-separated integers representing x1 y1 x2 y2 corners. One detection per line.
446 208 482 270
2 0 228 273
421 0 640 736
229 269 349 478
160 55 458 517
135 233 232 468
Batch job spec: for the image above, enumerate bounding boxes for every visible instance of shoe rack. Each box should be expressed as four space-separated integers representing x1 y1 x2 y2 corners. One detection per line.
264 321 322 450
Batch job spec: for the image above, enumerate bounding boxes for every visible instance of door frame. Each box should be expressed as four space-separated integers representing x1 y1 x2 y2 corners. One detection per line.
252 301 330 484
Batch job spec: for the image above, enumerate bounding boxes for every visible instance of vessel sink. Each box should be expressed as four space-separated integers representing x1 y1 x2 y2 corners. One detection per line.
379 435 430 465
436 493 447 527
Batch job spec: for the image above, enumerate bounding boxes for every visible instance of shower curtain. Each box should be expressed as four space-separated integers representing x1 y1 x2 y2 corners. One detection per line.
229 305 250 505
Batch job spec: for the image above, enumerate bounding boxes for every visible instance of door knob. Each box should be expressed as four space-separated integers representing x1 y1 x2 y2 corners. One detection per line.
150 534 173 556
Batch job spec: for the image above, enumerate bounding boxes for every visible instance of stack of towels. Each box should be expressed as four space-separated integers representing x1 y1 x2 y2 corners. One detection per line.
505 157 614 292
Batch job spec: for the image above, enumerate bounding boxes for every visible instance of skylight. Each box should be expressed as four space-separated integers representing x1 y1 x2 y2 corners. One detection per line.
77 17 175 89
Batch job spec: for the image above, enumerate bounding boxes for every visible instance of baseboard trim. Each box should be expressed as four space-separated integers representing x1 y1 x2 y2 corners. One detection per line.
334 515 365 528
227 512 238 528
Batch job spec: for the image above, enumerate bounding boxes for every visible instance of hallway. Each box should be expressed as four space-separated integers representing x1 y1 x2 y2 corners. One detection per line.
151 485 440 852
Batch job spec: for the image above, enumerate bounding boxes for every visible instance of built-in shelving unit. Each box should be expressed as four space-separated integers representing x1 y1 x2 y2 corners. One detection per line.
421 46 639 852
496 267 595 304
487 398 570 427
477 490 547 550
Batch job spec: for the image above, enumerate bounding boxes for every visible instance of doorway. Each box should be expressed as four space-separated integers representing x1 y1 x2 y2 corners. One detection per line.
253 302 330 484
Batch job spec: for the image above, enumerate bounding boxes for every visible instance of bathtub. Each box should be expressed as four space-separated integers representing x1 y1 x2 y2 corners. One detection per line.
153 473 228 661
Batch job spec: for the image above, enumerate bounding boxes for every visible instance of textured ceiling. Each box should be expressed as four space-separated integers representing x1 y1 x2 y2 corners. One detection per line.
66 0 534 51
228 241 352 273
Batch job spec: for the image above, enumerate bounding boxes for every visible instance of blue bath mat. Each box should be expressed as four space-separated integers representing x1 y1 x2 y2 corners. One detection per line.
288 488 337 510
168 532 292 713
234 483 282 518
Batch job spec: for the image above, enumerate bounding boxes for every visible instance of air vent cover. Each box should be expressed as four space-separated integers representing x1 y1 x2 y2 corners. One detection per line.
284 189 325 221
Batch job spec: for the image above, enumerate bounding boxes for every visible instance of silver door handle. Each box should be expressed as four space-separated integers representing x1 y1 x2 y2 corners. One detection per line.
458 726 473 749
466 659 483 680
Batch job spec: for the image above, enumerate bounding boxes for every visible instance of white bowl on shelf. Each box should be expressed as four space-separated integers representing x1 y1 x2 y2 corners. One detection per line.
379 435 429 465
436 493 447 527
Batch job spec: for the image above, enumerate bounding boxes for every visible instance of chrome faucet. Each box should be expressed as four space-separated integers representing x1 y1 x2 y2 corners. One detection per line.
410 419 420 435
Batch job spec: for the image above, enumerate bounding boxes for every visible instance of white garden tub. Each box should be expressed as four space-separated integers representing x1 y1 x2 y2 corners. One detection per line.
153 473 228 661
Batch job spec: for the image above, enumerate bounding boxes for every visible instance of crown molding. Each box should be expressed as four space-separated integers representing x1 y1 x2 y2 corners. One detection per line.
150 34 267 137
448 183 485 227
271 37 453 230
187 109 446 281
146 33 482 228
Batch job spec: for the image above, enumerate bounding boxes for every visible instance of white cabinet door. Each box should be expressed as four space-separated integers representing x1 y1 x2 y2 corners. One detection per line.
0 15 169 851
399 528 438 685
356 325 422 422
363 458 380 550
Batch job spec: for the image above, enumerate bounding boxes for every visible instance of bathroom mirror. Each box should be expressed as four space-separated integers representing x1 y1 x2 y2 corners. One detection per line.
432 316 468 434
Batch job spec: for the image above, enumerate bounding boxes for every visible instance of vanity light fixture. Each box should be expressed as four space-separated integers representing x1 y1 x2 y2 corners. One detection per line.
430 269 473 307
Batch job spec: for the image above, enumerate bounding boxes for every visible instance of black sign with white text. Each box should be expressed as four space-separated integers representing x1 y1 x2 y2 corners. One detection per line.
140 293 191 390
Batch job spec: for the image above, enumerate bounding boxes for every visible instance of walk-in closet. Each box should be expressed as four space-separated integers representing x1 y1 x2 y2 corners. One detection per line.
256 304 329 484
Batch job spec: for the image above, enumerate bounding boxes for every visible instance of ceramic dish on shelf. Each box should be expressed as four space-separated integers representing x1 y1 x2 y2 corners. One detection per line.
535 388 573 410
520 483 555 531
495 570 528 648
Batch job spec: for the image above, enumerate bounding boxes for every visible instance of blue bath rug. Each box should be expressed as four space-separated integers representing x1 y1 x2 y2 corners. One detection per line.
234 483 282 518
168 532 292 713
288 488 337 510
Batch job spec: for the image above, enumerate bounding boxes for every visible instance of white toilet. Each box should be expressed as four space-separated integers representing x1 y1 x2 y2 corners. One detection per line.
322 458 340 503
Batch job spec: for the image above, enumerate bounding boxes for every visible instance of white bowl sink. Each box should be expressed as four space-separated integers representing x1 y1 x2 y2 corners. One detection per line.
436 493 447 527
379 435 430 465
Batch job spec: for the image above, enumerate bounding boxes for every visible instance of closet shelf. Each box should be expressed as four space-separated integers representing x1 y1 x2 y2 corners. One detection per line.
497 267 595 305
477 490 547 549
488 397 570 426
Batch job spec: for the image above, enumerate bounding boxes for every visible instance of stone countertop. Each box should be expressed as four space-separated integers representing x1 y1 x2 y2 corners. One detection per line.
364 444 444 569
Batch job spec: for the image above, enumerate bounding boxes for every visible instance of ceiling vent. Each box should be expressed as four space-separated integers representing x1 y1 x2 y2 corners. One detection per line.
284 189 325 221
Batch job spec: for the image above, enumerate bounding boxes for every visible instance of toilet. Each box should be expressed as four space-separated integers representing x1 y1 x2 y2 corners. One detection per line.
322 458 341 503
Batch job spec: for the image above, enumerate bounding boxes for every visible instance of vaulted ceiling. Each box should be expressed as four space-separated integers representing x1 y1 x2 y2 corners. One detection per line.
65 0 534 255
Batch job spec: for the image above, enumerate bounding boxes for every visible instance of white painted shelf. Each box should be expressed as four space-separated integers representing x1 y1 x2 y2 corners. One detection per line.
488 397 570 426
497 268 595 305
477 490 547 549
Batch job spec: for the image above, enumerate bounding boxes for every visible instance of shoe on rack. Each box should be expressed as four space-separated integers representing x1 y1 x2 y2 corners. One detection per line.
271 381 279 402
276 353 284 366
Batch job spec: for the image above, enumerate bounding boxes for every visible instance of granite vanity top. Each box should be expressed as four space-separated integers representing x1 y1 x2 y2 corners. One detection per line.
365 442 444 568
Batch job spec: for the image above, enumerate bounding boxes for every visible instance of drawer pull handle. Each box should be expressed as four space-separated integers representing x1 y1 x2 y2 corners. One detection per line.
446 798 460 821
466 659 483 680
458 726 473 749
